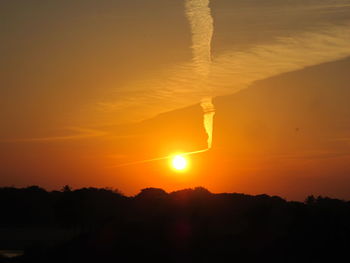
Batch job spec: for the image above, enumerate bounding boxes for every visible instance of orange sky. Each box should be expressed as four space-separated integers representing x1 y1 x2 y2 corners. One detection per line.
1 0 350 200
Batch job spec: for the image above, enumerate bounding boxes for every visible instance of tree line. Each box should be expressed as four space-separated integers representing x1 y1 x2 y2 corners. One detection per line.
1 186 350 262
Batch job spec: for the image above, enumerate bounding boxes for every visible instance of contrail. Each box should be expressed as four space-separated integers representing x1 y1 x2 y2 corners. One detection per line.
185 0 213 76
0 127 107 143
113 0 215 168
201 97 215 149
186 0 215 150
113 149 208 168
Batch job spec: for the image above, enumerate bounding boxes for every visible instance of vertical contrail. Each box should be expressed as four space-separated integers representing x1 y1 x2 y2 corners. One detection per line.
112 0 216 168
185 0 215 150
185 0 213 76
201 97 215 149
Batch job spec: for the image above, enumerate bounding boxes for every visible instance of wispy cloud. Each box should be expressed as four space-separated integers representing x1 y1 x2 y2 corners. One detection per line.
0 127 107 143
330 137 350 142
277 150 350 160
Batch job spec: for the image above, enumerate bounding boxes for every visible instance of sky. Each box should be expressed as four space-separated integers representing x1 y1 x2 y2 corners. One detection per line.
1 0 350 200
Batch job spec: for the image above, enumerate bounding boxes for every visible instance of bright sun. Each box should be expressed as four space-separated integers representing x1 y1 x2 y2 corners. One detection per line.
171 155 188 171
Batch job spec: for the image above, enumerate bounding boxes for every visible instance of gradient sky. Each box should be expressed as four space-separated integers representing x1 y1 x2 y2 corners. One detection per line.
1 0 350 200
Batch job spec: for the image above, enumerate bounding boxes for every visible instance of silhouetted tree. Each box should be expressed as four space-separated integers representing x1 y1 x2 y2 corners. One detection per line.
61 185 72 192
305 195 316 205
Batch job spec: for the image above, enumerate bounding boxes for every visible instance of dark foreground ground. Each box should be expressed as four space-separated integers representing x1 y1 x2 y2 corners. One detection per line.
1 186 349 262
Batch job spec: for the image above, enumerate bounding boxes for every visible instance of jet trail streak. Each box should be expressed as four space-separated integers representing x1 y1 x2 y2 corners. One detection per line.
114 0 215 168
186 0 216 150
113 149 209 168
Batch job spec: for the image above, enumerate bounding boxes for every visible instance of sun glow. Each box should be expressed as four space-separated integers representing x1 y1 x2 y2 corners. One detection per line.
171 155 188 171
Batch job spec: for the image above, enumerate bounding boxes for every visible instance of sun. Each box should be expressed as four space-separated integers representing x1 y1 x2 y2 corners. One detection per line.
171 155 188 171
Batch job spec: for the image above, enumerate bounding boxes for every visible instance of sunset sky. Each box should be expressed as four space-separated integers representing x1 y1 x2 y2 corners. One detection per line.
1 0 350 200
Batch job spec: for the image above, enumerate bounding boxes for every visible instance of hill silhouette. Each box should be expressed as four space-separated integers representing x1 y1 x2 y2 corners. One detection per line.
1 186 350 262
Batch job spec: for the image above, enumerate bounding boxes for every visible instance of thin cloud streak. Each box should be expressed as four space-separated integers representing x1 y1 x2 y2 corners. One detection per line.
0 127 107 143
110 148 209 168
